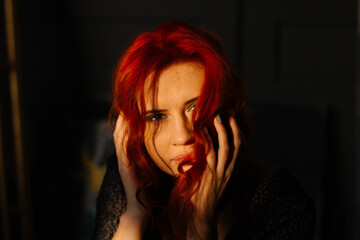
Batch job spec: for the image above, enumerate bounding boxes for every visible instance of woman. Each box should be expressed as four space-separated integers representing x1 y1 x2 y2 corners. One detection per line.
93 22 315 240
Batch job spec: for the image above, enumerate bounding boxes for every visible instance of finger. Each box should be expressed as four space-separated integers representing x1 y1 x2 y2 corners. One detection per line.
204 127 216 171
113 114 130 167
224 117 242 180
229 116 242 149
114 115 126 150
114 113 126 140
214 115 230 178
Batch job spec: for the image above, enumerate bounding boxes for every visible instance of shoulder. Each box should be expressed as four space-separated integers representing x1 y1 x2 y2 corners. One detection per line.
245 169 316 239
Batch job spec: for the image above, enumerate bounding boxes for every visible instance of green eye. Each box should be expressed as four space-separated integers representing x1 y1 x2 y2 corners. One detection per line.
187 103 196 112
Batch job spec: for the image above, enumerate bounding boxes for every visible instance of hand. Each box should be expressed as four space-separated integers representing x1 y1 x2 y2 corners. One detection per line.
113 114 145 219
112 115 146 240
190 115 242 239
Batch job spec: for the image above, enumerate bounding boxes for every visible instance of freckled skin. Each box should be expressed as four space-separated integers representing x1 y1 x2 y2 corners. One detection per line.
144 62 205 175
114 61 243 240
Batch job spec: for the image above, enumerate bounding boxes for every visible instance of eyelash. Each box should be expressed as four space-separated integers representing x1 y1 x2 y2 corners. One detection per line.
147 113 167 122
187 102 196 112
146 102 196 122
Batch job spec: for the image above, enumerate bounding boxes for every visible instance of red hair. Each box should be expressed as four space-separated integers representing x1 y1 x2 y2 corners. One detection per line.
111 21 249 239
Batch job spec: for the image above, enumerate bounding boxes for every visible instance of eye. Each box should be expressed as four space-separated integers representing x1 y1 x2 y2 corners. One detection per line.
147 113 167 122
187 102 196 112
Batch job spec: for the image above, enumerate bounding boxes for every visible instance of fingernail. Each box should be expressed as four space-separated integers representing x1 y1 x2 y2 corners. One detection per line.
216 114 222 124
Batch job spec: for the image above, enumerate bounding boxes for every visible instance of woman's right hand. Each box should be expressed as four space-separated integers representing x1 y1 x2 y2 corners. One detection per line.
112 114 145 240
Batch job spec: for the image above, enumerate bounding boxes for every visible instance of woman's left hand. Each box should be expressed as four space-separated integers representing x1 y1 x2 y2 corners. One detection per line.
191 115 242 239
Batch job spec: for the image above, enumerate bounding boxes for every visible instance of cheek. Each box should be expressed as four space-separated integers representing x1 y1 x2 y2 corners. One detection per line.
144 125 174 175
144 124 167 158
144 126 155 156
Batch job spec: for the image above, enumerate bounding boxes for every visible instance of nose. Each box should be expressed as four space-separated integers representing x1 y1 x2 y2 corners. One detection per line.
172 115 194 146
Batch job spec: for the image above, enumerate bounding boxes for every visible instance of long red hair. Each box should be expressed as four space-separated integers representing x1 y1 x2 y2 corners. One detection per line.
111 21 249 239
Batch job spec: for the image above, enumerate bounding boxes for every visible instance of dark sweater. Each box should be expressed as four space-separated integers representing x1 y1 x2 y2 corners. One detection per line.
92 155 316 240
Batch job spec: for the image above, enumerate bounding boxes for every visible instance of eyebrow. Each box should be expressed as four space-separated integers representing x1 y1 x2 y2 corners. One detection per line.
146 109 164 114
185 97 199 105
145 97 199 114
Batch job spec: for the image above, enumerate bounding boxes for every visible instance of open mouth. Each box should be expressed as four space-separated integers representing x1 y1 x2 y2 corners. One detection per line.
170 153 195 174
171 152 193 164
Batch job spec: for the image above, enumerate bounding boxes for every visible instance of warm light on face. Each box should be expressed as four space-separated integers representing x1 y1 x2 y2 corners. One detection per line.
143 62 205 175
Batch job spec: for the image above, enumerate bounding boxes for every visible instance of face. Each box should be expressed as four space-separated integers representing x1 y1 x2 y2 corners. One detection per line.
143 62 205 176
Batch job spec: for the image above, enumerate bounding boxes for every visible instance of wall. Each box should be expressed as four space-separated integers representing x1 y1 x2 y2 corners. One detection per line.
13 0 357 239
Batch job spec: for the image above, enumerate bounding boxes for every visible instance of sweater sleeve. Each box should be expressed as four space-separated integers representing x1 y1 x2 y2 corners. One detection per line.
92 153 126 240
226 169 316 240
263 206 316 240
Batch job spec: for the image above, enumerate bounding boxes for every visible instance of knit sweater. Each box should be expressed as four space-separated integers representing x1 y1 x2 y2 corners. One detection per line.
92 154 316 240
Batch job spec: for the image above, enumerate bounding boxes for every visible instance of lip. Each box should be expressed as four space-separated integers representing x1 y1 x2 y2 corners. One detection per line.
171 153 192 164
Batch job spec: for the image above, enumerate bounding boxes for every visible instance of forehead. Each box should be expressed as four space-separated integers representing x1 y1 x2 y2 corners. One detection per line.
144 62 205 108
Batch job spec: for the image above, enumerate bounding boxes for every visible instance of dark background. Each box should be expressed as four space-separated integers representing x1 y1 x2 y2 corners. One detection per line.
1 0 359 239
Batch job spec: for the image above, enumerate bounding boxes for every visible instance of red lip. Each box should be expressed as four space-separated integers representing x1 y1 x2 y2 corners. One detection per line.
171 153 192 163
